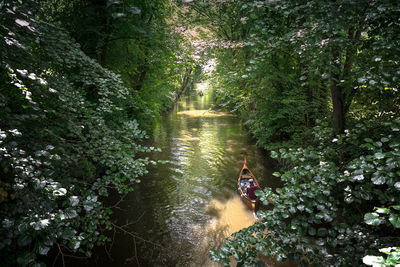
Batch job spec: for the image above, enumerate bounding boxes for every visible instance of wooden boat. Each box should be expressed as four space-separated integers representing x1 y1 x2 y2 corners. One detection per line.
237 158 261 211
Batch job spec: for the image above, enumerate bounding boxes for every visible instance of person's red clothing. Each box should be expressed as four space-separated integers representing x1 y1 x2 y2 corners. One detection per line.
246 184 260 200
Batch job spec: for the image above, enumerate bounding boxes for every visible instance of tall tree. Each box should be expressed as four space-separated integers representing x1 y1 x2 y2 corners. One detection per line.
187 0 400 266
0 1 177 265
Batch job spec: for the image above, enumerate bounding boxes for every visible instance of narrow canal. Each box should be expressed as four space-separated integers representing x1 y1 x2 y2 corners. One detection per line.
80 86 289 266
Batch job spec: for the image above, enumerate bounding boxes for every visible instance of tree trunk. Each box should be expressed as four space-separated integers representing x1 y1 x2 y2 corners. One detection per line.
134 69 147 91
129 64 147 91
342 28 362 115
330 27 361 135
330 82 345 135
176 67 193 100
330 48 345 135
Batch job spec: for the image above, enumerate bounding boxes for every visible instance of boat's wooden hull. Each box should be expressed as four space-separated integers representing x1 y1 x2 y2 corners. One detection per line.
237 159 260 211
239 191 259 210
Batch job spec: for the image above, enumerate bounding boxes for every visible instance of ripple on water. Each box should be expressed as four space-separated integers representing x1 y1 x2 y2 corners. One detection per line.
169 167 184 174
177 109 236 118
191 184 212 199
183 194 256 266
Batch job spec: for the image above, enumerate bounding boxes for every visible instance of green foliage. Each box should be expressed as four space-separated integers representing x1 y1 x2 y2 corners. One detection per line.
363 247 400 266
211 119 400 266
364 205 400 229
197 0 400 265
204 0 400 147
0 1 162 265
41 0 200 128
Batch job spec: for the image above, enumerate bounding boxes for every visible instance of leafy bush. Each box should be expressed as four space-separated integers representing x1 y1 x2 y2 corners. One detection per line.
363 247 400 266
211 119 400 266
186 0 400 265
0 2 157 265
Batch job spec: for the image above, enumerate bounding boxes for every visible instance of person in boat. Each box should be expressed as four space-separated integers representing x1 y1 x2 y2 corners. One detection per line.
246 179 261 200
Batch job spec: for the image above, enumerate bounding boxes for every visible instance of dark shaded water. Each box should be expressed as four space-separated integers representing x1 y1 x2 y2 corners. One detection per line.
72 88 288 266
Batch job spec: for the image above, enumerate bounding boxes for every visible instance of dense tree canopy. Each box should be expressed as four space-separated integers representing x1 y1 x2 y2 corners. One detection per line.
0 0 200 265
1 0 399 266
182 0 400 266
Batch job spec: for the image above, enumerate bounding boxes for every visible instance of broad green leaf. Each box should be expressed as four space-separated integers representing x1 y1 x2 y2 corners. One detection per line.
374 207 390 214
364 213 381 226
389 214 400 228
364 138 373 143
381 137 389 143
353 174 364 181
379 247 399 254
394 182 400 191
250 14 258 19
363 255 383 266
38 245 51 255
270 151 278 158
372 175 386 185
272 172 281 177
255 190 264 197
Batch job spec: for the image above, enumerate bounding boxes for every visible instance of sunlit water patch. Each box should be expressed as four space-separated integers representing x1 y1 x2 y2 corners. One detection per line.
177 109 235 118
190 193 256 267
71 89 290 266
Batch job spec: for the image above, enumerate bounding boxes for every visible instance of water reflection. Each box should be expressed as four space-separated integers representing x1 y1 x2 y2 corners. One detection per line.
194 193 256 267
177 109 235 118
74 88 287 266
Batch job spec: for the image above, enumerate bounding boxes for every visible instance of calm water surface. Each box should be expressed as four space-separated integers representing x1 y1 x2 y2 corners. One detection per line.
80 90 294 266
